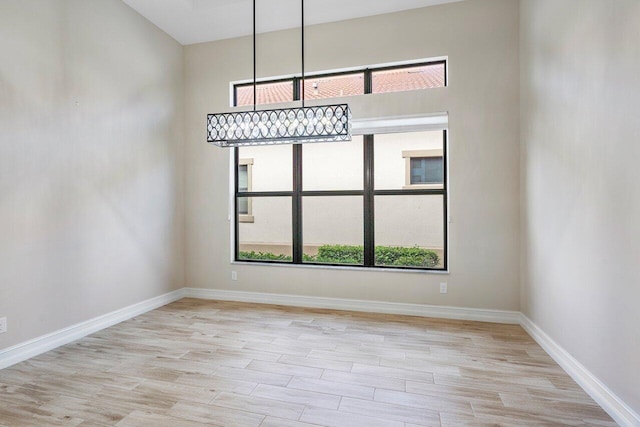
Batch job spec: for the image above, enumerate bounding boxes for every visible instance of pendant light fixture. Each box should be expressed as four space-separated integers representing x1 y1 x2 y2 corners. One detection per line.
207 0 352 147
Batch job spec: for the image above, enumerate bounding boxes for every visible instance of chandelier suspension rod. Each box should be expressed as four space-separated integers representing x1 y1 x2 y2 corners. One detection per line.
301 0 305 108
252 0 256 112
205 0 351 147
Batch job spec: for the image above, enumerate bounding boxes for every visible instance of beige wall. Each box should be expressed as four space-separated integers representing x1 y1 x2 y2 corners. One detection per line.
0 0 185 350
185 0 520 309
520 0 640 413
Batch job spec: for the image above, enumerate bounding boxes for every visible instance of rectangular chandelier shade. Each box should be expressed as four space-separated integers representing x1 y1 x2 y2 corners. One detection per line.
207 104 352 147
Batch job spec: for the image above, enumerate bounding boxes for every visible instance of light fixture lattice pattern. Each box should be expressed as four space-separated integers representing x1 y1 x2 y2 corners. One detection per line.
207 104 351 147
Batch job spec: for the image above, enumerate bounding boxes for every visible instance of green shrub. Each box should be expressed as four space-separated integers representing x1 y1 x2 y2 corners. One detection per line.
239 251 292 261
240 245 440 268
316 245 364 264
375 246 440 268
302 253 316 262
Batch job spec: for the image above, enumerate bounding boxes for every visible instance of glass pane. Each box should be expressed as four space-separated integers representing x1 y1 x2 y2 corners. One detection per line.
238 145 292 191
372 63 445 94
236 80 294 107
410 157 443 184
374 130 444 190
238 165 248 191
302 72 364 100
238 197 292 262
238 197 249 215
375 195 444 269
303 196 363 265
303 136 363 191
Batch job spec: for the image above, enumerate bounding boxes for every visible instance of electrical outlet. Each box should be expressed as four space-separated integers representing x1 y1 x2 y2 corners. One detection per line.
440 282 448 294
0 317 6 334
231 271 238 281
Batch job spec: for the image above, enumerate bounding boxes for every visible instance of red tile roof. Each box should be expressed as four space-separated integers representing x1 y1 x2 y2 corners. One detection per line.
236 63 445 107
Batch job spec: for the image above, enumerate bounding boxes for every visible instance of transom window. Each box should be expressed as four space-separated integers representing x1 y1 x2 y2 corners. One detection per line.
233 60 446 107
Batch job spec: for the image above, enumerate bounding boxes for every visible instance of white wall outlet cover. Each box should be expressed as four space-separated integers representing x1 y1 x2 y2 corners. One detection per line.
0 317 6 334
440 282 448 294
231 271 238 281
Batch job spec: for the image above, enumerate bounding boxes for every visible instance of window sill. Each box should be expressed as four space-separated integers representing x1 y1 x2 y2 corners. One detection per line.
402 184 444 190
231 260 449 275
239 215 254 223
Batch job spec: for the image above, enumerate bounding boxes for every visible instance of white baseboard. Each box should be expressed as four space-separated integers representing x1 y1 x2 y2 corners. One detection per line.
0 288 186 370
520 314 640 427
183 288 521 324
1 286 636 426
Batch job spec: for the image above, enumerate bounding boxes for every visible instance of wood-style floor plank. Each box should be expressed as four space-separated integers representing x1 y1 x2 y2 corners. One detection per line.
0 298 616 426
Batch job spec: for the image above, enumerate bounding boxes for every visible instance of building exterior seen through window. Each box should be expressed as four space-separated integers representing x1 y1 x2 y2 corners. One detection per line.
234 60 446 107
238 165 249 212
235 80 294 108
401 149 444 189
237 159 254 223
371 63 445 94
234 130 447 270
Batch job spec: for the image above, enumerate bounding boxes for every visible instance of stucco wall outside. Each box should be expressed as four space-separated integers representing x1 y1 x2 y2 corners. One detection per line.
239 131 445 253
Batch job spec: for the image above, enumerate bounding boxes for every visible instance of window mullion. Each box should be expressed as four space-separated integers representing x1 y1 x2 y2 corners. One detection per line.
234 147 240 261
364 69 372 94
292 144 303 263
364 135 375 266
442 130 448 270
293 77 300 101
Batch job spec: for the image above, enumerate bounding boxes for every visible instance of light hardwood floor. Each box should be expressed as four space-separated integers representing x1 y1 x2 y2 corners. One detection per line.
0 298 616 426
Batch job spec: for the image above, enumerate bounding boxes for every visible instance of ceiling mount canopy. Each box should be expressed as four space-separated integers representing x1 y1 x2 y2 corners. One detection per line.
207 0 352 148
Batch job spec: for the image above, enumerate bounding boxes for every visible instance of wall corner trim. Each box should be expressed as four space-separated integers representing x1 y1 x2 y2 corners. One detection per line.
520 314 640 427
182 287 521 324
0 288 187 370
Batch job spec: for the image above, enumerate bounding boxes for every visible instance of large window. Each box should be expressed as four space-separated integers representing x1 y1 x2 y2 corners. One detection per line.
234 130 447 270
233 60 446 107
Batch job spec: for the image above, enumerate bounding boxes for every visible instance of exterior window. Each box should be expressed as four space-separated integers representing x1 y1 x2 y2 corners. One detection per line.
234 130 447 270
238 159 254 223
411 157 442 184
233 60 446 108
402 150 444 188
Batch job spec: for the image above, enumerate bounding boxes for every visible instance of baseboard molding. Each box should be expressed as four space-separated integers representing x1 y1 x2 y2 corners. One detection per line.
520 314 640 427
183 288 521 324
1 286 636 426
0 288 186 370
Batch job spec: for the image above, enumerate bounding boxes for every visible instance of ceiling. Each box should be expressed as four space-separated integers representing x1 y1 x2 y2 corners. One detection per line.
122 0 464 45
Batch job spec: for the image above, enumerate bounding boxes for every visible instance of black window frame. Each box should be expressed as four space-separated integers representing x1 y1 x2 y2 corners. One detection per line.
233 59 447 108
233 130 448 272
